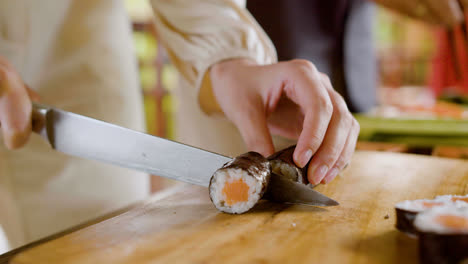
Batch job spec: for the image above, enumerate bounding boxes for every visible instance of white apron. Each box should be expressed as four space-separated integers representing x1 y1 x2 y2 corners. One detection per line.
0 0 281 253
0 0 149 252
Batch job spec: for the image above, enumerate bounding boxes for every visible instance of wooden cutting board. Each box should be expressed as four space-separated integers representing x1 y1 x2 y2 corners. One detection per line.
10 151 468 264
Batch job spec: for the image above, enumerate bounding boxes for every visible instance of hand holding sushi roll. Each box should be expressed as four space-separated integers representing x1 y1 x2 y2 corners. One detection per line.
208 58 359 185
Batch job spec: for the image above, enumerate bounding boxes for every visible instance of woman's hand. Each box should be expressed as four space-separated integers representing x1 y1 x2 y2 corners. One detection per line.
209 59 359 185
0 56 38 149
374 0 466 27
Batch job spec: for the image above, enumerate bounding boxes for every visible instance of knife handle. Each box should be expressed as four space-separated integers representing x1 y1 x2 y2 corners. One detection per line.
32 103 51 139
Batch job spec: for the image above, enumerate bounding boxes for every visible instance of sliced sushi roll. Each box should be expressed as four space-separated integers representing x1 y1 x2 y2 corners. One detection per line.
395 196 468 236
415 206 468 264
209 152 271 214
395 199 450 236
268 145 308 185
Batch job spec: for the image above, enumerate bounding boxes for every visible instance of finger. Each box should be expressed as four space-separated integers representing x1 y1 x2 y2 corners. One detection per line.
306 88 352 185
281 60 333 168
319 73 334 91
425 0 463 26
234 102 274 157
25 84 40 102
0 66 32 149
321 118 360 184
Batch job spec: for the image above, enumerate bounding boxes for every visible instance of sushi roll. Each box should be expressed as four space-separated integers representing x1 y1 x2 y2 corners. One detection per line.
268 145 308 185
415 206 468 264
209 152 271 214
395 199 449 236
395 195 468 236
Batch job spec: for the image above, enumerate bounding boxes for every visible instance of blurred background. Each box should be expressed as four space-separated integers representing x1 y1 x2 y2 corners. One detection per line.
124 1 468 190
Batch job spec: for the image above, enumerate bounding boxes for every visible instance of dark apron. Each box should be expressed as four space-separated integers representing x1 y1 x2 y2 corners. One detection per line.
247 0 377 112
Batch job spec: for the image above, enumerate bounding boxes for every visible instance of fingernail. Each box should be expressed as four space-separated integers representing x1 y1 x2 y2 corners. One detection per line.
323 167 340 184
312 165 328 184
297 149 313 168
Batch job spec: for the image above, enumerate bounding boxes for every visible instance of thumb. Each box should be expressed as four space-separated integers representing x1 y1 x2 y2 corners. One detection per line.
0 85 32 149
0 58 33 149
234 105 274 157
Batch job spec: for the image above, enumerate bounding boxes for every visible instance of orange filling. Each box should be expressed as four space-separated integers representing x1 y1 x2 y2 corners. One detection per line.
422 201 444 208
436 215 468 230
451 197 468 203
222 179 250 206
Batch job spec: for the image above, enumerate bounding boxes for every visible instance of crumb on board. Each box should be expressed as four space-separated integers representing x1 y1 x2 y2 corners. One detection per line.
384 214 390 219
291 222 297 227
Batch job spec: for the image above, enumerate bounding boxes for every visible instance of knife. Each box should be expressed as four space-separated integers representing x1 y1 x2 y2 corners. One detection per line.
32 103 338 207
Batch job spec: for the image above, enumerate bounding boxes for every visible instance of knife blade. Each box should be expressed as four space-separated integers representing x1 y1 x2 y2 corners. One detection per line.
265 173 339 206
33 103 338 206
33 103 229 187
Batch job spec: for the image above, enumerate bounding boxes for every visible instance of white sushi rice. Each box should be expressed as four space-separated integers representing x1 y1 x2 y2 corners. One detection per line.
271 161 299 182
415 205 468 234
210 168 263 214
395 199 448 212
396 195 468 213
435 194 468 204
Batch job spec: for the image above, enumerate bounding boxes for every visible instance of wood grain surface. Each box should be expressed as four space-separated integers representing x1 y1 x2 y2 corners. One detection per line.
10 151 468 264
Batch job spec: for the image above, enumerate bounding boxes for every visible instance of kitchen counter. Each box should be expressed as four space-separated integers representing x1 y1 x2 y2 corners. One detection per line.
4 151 468 264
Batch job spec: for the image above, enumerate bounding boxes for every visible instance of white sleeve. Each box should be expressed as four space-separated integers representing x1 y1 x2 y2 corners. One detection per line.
149 0 277 94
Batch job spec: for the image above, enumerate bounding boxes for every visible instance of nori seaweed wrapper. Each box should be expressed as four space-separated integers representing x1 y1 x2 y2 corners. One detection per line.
395 208 418 236
418 232 468 264
268 145 309 184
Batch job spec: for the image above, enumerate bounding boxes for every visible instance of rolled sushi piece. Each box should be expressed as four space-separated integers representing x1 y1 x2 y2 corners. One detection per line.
209 151 271 214
415 206 468 264
395 195 468 236
268 145 308 185
395 199 451 236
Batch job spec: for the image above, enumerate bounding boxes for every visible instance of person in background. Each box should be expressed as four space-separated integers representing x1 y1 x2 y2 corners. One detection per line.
248 0 466 113
0 0 358 253
248 0 376 113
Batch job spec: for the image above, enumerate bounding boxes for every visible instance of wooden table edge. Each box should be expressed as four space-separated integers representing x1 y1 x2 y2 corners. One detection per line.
0 184 187 264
